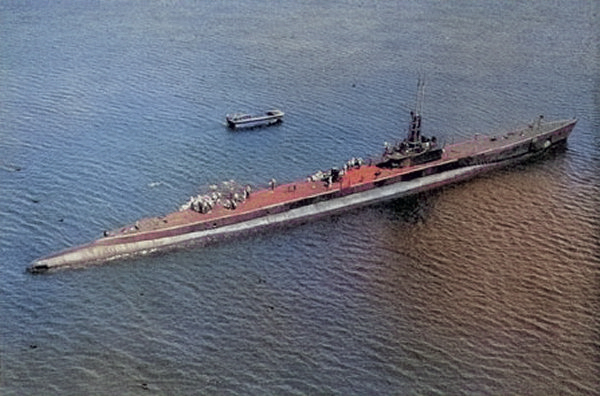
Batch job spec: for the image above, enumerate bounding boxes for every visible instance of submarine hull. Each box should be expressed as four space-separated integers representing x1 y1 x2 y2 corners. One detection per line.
29 118 577 273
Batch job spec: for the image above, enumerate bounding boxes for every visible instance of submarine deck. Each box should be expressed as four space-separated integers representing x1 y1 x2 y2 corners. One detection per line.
108 119 575 238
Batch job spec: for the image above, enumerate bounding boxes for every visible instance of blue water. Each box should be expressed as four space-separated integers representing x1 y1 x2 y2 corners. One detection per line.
1 1 599 394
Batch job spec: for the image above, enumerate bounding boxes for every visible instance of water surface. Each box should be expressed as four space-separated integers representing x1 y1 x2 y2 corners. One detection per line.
1 1 599 394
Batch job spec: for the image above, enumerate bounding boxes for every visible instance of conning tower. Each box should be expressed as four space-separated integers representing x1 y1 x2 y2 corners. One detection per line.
377 78 444 168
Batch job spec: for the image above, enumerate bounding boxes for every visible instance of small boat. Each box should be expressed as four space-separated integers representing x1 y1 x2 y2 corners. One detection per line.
226 109 284 129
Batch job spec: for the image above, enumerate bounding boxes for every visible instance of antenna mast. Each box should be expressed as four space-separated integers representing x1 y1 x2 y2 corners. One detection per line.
408 77 425 143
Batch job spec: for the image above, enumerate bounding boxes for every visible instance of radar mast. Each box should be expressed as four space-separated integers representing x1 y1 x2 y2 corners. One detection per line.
408 77 425 144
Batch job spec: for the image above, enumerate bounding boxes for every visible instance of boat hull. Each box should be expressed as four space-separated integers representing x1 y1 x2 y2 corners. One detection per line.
226 110 284 129
227 117 282 129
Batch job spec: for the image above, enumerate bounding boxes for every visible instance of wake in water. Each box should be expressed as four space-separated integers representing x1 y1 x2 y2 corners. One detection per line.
0 162 23 172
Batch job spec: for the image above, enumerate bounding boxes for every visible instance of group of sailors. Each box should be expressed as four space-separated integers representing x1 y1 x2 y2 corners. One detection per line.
183 156 370 214
182 181 252 214
304 157 365 187
343 157 365 172
307 168 339 187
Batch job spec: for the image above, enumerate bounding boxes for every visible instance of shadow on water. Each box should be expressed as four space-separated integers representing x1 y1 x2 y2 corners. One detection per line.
380 192 439 225
521 139 569 165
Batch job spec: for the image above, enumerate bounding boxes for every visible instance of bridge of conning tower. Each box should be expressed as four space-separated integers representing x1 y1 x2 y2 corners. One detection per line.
376 78 444 169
